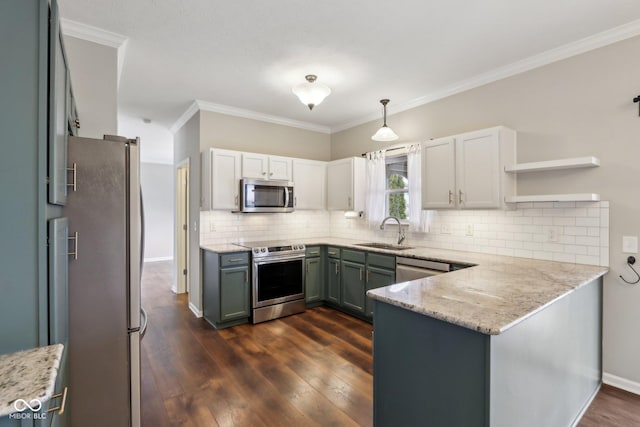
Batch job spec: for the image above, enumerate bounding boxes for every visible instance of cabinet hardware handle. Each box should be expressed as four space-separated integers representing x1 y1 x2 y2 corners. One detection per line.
245 270 248 284
348 197 352 208
270 172 273 176
306 263 309 273
47 386 68 415
228 258 244 262
309 251 319 255
448 190 453 205
67 163 77 191
366 270 369 283
335 263 339 274
459 189 463 204
74 118 80 129
294 196 297 207
234 195 238 206
262 171 266 175
359 268 363 281
68 232 78 260
328 251 337 256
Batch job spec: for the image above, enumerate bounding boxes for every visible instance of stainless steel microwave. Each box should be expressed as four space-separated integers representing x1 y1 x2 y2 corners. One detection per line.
240 179 294 213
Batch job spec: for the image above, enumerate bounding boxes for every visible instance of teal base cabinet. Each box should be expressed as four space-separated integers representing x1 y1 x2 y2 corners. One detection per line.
365 266 395 317
305 246 323 307
326 247 342 305
341 249 366 314
202 250 251 329
373 277 602 427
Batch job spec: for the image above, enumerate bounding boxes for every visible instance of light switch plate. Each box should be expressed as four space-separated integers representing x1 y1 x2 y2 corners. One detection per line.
622 236 638 253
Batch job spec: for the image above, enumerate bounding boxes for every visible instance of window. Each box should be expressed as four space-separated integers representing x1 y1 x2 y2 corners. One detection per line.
385 155 409 220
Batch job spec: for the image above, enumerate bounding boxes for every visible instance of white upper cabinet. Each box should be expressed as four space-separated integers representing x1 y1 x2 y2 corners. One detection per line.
293 159 326 210
422 137 456 209
422 126 516 210
327 157 365 211
241 153 292 181
201 148 241 211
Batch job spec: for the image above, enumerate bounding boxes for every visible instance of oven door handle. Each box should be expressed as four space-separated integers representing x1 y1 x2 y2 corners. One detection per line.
253 254 306 265
284 186 290 208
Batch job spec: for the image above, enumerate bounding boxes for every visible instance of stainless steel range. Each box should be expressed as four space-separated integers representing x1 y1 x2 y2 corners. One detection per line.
236 241 306 323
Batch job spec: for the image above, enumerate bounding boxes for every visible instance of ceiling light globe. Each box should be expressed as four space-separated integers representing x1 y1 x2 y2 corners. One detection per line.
371 125 399 142
292 75 331 110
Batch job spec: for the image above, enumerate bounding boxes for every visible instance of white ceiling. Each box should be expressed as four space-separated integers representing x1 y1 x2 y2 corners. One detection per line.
58 0 640 133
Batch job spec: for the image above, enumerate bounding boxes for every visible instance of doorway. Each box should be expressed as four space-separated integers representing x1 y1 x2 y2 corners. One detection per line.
176 159 189 294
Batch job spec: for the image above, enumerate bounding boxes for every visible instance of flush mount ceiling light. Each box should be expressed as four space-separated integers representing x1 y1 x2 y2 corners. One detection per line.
292 74 331 110
371 99 399 142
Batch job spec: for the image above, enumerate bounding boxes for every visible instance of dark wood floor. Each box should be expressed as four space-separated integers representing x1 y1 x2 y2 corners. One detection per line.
141 261 640 426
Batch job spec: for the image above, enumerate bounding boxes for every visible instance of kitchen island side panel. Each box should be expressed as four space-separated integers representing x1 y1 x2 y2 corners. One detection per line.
373 300 490 427
489 277 602 427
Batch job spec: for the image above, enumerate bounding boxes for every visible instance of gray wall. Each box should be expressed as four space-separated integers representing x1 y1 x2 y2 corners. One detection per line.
173 114 201 310
199 110 331 160
331 35 640 386
141 163 174 261
63 35 117 137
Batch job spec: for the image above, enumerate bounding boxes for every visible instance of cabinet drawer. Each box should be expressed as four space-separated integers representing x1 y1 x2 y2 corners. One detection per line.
342 249 366 264
220 252 249 267
327 246 341 258
306 246 321 257
367 252 396 270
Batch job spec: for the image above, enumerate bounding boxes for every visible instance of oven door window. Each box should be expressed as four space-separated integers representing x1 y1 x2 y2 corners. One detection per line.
246 185 287 208
256 259 303 302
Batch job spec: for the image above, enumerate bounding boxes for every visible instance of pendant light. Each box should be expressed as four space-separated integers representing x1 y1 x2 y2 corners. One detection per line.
292 75 331 110
371 99 398 142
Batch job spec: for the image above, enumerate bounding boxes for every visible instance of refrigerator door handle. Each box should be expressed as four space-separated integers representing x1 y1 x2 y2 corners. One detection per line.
140 307 148 340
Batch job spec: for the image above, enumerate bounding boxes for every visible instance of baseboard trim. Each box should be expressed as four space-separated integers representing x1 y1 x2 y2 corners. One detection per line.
144 256 173 263
189 302 203 318
603 372 640 395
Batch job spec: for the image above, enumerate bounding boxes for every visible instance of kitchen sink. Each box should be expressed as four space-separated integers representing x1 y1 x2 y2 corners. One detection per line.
355 242 415 250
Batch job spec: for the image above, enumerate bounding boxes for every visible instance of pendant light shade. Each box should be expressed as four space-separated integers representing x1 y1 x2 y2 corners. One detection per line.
292 75 331 110
371 99 398 142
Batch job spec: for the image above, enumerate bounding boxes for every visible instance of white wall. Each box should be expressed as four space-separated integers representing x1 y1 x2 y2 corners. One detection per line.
63 36 118 137
331 35 640 390
140 163 174 261
119 114 174 164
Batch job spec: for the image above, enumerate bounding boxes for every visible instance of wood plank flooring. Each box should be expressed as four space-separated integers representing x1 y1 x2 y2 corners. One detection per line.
141 261 640 426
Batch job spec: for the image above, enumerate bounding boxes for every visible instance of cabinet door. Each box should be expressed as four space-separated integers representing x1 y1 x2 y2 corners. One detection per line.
293 159 326 209
211 149 241 210
305 257 322 303
268 156 293 181
341 261 365 313
48 10 68 206
220 266 250 321
422 138 456 209
327 159 352 210
326 258 341 304
456 129 500 209
242 153 268 179
365 266 395 317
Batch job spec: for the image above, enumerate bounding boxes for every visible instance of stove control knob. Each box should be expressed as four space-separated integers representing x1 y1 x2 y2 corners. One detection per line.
253 248 259 254
261 248 266 253
292 245 298 250
300 244 305 250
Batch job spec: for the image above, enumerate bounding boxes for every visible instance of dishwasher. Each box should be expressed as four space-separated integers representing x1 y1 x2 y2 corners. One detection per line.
395 257 451 281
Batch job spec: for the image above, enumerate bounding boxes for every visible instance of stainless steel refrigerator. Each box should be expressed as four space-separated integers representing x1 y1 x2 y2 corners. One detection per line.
64 135 146 427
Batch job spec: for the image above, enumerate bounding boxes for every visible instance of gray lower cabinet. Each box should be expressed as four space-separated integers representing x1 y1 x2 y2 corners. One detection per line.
341 260 366 314
305 246 323 304
365 265 395 317
326 258 341 304
202 250 251 329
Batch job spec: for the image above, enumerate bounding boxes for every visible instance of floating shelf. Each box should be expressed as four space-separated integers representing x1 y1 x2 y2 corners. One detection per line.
504 156 600 173
505 194 601 203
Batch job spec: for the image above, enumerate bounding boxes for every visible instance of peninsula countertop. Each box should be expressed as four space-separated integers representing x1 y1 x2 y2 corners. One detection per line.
201 237 608 335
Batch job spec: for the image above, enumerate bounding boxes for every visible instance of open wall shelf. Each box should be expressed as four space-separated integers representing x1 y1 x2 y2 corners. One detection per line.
505 156 600 173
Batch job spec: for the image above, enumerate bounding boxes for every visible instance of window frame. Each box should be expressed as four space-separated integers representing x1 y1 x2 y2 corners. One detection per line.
384 153 410 223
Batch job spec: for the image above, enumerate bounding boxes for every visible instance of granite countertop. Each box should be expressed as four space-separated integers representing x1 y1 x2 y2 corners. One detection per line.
200 243 251 253
202 236 608 335
0 344 64 417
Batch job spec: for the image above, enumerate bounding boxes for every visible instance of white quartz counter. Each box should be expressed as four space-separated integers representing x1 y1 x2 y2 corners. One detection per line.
201 237 608 335
0 344 63 417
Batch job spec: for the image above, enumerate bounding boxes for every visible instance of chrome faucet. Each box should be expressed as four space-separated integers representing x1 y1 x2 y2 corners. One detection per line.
380 216 406 245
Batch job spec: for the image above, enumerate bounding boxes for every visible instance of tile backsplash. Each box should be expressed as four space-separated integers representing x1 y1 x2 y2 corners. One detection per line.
200 201 609 266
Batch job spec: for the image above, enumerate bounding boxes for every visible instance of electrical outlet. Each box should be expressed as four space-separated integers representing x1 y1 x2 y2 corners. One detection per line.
441 224 451 234
622 236 638 253
466 224 474 236
547 227 559 242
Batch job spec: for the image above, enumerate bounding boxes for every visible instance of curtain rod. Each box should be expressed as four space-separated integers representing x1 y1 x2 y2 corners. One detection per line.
360 146 406 157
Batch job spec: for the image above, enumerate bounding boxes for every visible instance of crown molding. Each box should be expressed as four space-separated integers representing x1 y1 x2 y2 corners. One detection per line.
170 100 332 134
60 18 128 48
60 19 129 88
331 18 640 133
169 101 200 134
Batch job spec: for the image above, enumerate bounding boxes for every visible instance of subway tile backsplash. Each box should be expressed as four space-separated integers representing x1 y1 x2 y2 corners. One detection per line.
200 201 609 266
